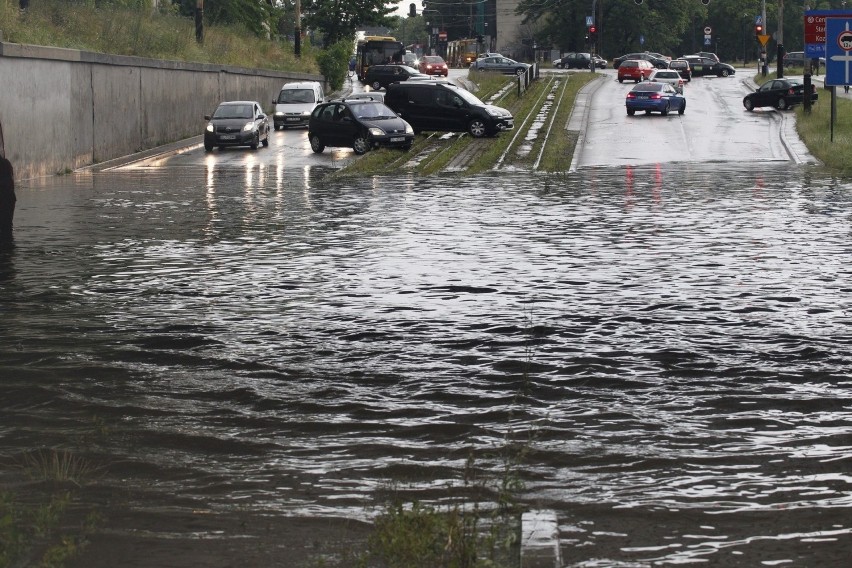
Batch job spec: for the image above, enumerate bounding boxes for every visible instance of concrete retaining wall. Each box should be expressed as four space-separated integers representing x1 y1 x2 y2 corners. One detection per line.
0 42 324 180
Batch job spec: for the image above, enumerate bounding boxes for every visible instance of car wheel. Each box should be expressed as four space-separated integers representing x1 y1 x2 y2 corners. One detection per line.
744 98 754 111
515 68 525 76
635 78 640 83
402 143 412 151
250 132 259 150
371 80 382 90
468 119 487 138
721 69 730 77
661 102 669 116
204 141 213 152
352 133 370 155
262 131 269 147
618 78 624 83
309 133 324 153
775 97 788 110
556 63 563 69
679 101 686 115
627 108 635 116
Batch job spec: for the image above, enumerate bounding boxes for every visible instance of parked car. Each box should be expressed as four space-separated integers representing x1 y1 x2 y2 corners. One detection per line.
617 59 655 83
203 100 269 151
271 81 325 130
552 52 608 69
743 78 818 111
308 99 414 155
342 92 386 103
648 69 685 93
385 81 514 137
470 55 530 75
783 51 825 69
613 52 669 69
419 55 449 77
363 64 431 90
625 82 686 116
668 59 692 81
690 52 720 62
681 55 735 77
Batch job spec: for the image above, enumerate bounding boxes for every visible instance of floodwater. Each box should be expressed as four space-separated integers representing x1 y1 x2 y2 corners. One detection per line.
2 163 852 567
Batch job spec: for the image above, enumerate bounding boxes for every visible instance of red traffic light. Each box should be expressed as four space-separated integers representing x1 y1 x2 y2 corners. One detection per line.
755 24 763 35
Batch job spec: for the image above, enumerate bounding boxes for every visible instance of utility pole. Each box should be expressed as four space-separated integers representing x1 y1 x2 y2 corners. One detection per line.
294 0 301 57
195 0 203 44
777 0 784 77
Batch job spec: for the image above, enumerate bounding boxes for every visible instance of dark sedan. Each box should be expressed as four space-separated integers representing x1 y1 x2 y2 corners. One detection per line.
308 99 414 155
743 79 818 111
204 101 270 151
681 56 735 77
613 52 669 69
470 56 530 75
553 52 608 69
626 82 686 116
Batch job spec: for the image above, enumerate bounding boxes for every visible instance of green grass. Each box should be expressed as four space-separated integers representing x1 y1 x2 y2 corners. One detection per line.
753 73 852 174
0 0 319 74
331 71 599 178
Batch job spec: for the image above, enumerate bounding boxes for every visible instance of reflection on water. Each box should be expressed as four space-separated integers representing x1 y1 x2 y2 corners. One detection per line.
2 163 852 566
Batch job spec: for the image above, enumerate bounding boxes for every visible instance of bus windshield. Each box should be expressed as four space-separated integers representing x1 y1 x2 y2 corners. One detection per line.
356 37 404 81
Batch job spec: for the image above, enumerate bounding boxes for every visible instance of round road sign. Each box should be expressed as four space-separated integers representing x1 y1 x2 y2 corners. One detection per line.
704 26 712 35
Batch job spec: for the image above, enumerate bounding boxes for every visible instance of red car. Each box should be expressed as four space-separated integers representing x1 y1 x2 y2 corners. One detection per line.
419 55 449 77
617 59 655 83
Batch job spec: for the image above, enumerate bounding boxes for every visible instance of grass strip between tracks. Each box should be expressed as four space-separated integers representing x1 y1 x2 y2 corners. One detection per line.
331 71 600 178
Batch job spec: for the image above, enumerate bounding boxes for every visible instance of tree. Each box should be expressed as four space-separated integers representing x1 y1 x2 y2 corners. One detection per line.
303 0 397 47
172 0 279 38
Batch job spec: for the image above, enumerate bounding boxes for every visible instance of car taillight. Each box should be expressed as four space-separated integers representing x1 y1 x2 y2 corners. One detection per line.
627 93 636 99
650 93 661 99
788 88 795 95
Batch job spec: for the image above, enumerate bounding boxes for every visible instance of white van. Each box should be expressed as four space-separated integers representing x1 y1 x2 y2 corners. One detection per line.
272 81 325 129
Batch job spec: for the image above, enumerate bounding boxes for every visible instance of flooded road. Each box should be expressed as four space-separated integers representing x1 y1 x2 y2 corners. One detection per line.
2 162 852 567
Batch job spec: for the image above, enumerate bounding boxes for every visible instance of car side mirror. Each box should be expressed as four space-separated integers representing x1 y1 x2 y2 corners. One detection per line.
204 115 211 120
258 114 266 120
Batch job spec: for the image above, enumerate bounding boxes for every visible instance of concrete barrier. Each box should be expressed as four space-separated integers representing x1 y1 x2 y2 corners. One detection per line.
0 41 324 180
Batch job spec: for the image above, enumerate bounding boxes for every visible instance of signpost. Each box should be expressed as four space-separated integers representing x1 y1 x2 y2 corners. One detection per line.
824 17 852 141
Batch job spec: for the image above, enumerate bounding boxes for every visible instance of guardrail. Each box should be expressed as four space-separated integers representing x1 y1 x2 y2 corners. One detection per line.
517 63 539 96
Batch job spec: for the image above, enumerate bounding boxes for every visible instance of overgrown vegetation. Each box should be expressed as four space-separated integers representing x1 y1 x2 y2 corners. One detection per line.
754 71 852 174
0 0 320 74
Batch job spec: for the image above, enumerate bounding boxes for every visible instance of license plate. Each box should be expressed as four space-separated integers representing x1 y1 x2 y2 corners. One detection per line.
219 135 236 140
286 117 300 122
390 137 405 142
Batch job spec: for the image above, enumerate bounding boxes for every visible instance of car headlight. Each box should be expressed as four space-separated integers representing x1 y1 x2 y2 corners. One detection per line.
302 111 311 117
404 122 414 135
274 111 284 117
206 123 214 133
368 127 384 137
243 122 254 132
485 107 500 117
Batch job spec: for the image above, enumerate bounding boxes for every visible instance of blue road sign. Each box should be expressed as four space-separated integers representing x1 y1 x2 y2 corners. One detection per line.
825 18 852 86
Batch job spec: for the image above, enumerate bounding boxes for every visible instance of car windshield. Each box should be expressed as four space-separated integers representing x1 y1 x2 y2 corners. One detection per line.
445 85 485 106
655 72 679 79
213 104 252 119
351 102 398 120
277 89 315 104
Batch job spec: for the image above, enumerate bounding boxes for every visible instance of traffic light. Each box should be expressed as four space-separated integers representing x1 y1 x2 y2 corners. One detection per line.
755 23 763 37
589 25 597 43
